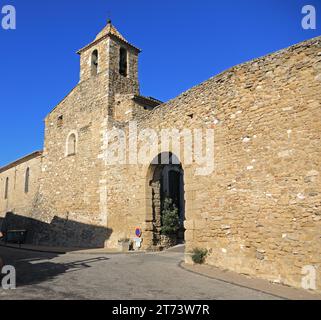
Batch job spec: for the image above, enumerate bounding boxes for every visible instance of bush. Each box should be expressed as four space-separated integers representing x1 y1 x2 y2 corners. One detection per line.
161 198 180 236
191 248 208 264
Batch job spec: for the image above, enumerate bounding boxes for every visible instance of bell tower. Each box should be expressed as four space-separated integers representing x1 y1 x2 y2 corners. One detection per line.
77 20 141 96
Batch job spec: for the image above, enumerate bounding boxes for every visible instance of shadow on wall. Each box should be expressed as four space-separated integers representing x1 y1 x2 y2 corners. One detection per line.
0 212 112 249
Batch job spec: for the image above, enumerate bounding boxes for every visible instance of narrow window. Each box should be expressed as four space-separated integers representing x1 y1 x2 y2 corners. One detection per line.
91 50 98 76
57 115 63 128
67 133 77 156
25 167 30 193
119 47 128 77
4 177 9 199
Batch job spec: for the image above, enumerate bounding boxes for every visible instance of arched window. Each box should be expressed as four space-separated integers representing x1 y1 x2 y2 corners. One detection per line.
25 167 30 193
4 177 9 199
91 50 98 76
66 133 77 156
119 47 128 77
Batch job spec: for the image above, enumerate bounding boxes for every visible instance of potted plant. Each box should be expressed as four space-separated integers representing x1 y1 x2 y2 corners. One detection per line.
160 198 180 248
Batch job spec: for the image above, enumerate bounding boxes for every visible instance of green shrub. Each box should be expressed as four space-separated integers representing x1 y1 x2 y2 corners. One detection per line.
191 248 208 264
161 198 180 236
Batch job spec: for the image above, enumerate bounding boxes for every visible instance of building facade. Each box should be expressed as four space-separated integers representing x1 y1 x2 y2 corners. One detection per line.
1 21 320 291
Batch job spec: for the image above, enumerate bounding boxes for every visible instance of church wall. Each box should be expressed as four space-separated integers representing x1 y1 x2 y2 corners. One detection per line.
108 39 140 97
31 70 111 248
1 21 320 292
79 37 111 82
104 37 321 290
0 154 42 223
13 27 142 248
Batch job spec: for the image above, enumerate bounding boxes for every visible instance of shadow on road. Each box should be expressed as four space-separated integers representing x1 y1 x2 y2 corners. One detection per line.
0 247 109 287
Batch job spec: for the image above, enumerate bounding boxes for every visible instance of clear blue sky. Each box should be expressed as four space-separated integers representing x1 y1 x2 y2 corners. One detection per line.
0 0 320 166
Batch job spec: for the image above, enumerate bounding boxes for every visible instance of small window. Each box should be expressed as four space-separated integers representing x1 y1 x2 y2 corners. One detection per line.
25 167 30 193
119 47 128 77
57 115 63 128
67 133 77 156
91 50 98 76
4 177 9 199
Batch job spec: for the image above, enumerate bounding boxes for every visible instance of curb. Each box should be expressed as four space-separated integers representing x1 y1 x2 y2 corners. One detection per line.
0 243 146 255
178 261 287 300
179 261 321 300
0 243 67 254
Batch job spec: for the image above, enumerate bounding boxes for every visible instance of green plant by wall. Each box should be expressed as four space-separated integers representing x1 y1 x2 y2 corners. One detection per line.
191 248 208 264
161 197 180 236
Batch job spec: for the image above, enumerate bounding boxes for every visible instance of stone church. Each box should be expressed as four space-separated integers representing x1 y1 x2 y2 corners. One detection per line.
0 20 320 291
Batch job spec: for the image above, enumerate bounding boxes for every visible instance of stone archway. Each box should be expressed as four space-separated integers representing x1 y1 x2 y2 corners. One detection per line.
145 152 185 251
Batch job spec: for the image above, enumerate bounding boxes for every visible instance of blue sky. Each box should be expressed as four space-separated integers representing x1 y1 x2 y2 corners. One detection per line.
0 0 320 166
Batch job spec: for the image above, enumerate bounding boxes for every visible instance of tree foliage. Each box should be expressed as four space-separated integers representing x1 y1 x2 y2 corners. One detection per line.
161 197 180 236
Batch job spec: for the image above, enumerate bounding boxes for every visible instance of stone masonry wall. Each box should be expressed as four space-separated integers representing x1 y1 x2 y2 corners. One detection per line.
0 25 143 249
0 154 42 222
29 32 141 248
1 29 320 292
32 70 110 247
102 36 321 290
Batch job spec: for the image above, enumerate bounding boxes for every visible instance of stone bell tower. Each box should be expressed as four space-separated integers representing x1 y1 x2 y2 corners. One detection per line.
77 20 141 96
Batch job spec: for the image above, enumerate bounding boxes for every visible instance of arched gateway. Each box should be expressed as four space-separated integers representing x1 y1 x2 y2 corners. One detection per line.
145 153 185 250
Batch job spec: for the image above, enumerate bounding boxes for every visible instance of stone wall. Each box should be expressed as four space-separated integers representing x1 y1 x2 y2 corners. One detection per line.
103 36 321 290
32 70 110 247
0 22 145 249
79 36 139 96
28 27 142 248
0 152 42 221
1 26 320 291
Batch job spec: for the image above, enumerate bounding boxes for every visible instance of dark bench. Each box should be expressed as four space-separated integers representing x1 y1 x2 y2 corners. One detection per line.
4 230 27 246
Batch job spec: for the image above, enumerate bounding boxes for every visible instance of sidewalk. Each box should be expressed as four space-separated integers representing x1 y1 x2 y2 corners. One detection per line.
180 262 321 300
0 242 143 255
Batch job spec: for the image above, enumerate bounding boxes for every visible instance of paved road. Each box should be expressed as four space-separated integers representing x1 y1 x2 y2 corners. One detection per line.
0 246 282 300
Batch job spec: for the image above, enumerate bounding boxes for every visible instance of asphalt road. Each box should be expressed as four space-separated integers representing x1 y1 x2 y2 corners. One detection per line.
0 246 282 300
